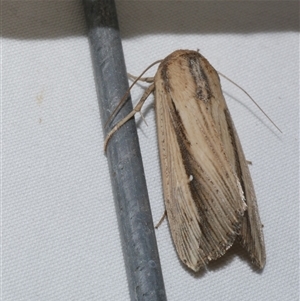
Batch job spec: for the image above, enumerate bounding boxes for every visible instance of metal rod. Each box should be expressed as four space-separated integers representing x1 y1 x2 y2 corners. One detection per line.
82 0 167 300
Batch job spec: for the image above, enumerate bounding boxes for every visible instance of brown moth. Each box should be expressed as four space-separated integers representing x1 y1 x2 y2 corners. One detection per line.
105 50 266 272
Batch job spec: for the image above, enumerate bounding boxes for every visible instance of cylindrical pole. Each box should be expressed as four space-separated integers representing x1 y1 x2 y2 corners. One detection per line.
82 1 167 300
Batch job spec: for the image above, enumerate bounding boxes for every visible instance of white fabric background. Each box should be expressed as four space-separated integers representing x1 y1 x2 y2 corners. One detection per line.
2 1 299 300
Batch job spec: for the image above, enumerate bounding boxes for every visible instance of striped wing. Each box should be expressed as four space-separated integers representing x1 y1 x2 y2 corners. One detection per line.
222 107 266 268
203 55 266 269
154 50 249 271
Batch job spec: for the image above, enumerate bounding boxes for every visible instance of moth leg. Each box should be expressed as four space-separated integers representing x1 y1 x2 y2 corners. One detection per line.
155 210 167 229
246 160 252 165
128 73 154 83
104 83 155 151
139 110 148 127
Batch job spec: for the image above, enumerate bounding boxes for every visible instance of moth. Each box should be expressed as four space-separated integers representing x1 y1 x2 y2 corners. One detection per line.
105 50 266 272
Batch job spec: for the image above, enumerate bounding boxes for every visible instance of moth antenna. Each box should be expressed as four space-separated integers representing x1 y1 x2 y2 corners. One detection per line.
104 60 162 128
104 84 155 151
128 73 155 83
218 71 282 133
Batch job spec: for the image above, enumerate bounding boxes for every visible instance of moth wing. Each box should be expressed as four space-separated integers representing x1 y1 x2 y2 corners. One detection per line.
220 109 266 268
155 73 247 271
205 65 266 269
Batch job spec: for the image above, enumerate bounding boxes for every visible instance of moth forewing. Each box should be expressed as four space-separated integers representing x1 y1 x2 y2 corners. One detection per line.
195 56 266 268
226 116 266 268
105 49 266 271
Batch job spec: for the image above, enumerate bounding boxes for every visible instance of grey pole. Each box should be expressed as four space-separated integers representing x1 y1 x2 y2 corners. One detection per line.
82 0 167 300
